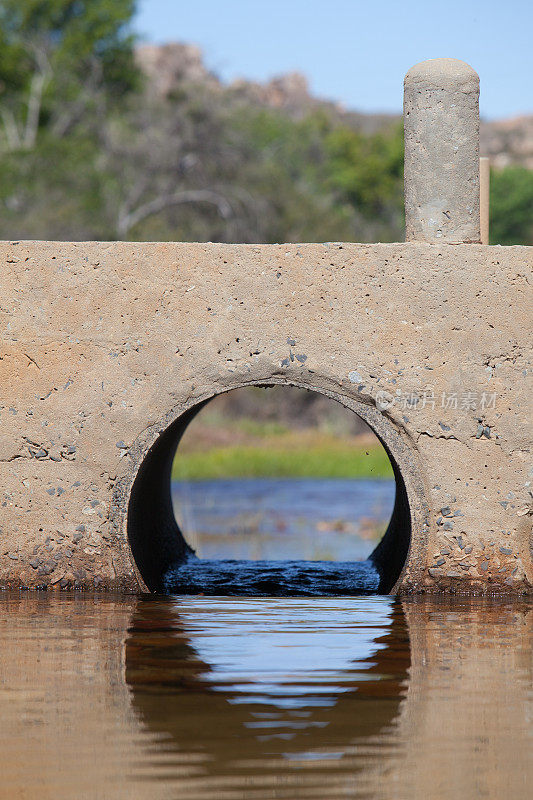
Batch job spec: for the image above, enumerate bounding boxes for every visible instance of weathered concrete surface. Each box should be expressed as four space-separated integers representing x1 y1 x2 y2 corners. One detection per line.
0 240 531 593
404 59 481 243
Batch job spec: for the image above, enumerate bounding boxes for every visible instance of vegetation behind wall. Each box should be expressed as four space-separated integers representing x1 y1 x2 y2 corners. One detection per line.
0 1 531 245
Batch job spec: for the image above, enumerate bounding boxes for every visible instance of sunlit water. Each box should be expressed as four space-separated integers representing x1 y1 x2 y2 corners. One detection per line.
0 593 531 800
168 478 393 594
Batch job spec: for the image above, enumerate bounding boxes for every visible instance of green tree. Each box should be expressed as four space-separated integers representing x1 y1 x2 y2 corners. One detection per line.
325 123 404 211
490 166 533 245
229 107 352 243
0 0 138 149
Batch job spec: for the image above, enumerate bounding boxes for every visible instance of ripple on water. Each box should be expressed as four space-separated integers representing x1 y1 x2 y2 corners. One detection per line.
164 556 380 595
0 593 531 800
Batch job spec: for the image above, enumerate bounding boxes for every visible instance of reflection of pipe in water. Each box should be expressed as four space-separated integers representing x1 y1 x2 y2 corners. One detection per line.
126 597 533 800
125 597 410 783
0 595 530 800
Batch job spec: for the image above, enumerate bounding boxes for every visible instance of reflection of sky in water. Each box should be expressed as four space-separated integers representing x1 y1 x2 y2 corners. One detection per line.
173 597 394 709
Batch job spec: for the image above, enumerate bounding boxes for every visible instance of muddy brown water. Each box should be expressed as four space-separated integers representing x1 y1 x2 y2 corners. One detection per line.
0 593 531 800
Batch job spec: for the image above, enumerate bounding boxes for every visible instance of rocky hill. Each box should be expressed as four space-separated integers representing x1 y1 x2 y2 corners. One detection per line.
136 43 533 168
480 116 533 169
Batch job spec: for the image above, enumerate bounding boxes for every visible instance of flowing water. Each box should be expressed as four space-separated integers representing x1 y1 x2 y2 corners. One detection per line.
167 478 392 594
0 478 531 799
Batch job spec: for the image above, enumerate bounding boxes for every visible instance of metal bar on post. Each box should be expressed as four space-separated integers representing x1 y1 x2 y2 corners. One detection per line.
404 58 481 244
480 156 490 244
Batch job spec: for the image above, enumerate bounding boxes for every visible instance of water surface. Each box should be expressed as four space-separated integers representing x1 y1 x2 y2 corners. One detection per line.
172 478 395 560
0 593 531 800
168 478 393 594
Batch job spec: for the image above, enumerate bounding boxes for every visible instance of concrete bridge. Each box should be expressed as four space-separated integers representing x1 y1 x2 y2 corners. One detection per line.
0 59 531 594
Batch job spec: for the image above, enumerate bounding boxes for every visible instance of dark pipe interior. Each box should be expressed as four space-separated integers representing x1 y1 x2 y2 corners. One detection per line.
127 394 411 594
370 449 411 593
127 403 205 592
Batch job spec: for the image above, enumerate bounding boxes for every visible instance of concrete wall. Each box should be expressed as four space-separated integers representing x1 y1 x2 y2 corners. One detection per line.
0 240 531 593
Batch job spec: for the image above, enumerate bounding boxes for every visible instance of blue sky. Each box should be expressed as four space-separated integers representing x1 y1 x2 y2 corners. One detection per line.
135 0 532 120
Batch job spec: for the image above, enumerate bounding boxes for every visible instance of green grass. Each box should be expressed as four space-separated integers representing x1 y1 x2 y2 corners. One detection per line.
171 443 393 481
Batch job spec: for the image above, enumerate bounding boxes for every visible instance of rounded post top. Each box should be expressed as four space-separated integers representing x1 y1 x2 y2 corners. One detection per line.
403 58 480 243
404 58 479 91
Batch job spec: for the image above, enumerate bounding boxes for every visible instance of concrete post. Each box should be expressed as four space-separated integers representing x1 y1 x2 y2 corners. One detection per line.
404 58 481 243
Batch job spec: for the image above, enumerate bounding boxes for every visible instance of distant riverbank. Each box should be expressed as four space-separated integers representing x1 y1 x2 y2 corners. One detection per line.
172 423 393 480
